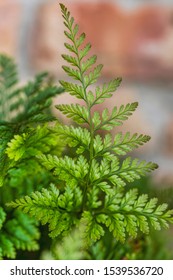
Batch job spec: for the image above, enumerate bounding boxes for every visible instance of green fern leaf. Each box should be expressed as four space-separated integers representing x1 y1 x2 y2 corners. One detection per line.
31 153 89 187
5 211 40 251
95 102 138 131
56 104 89 124
76 32 86 48
112 132 151 155
7 186 59 216
0 207 6 229
93 135 104 154
82 211 105 244
94 78 122 105
62 66 82 81
0 210 39 259
0 234 16 259
79 43 92 60
94 188 173 242
59 81 85 99
0 54 18 121
84 65 103 88
64 42 77 55
7 186 80 239
6 125 59 162
81 55 97 73
57 125 91 152
61 54 79 68
93 132 150 157
118 157 158 183
87 186 102 209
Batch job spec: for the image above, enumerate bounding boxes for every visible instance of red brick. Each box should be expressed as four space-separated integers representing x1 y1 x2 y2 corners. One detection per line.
29 2 65 76
0 0 21 56
30 1 173 80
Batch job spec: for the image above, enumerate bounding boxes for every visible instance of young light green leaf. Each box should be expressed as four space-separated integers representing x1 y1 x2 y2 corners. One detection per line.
56 104 89 124
94 78 122 105
95 102 138 131
59 81 85 99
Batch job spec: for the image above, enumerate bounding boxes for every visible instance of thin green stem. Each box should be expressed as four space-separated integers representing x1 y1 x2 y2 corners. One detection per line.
66 21 95 210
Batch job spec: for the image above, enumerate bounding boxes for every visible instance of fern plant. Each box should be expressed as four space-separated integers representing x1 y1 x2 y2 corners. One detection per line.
7 3 173 257
0 54 64 259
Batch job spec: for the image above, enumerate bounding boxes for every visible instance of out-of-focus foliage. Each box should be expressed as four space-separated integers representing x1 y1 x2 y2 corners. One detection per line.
0 54 64 259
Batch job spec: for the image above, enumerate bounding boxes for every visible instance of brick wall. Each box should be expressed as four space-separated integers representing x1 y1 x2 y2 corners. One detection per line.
1 0 173 80
1 0 173 183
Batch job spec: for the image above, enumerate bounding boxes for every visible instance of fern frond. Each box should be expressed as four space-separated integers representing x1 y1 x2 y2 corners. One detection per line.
0 128 13 187
6 125 59 162
0 54 18 88
57 125 91 153
0 234 16 259
0 207 6 229
56 3 173 244
81 211 105 244
53 155 89 185
0 56 64 124
61 54 79 68
0 54 18 121
79 43 92 60
93 78 122 105
87 186 102 209
5 3 173 254
56 104 89 124
1 55 64 125
15 72 64 124
84 65 103 88
96 188 173 243
5 211 40 251
7 185 80 238
117 157 158 183
91 157 158 189
93 132 151 157
94 102 138 131
0 209 39 259
7 159 53 195
81 55 97 73
62 66 82 82
38 154 89 187
7 185 59 213
59 3 103 101
59 81 85 100
112 132 151 155
0 55 64 187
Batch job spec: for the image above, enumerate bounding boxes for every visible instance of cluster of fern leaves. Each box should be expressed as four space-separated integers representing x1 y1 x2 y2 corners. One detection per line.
0 54 64 259
7 3 173 259
1 3 173 260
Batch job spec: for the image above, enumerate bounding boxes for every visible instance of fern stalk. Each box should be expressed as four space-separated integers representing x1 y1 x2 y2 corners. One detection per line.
60 5 98 210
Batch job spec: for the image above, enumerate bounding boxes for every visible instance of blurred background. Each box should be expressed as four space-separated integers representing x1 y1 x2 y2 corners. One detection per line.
0 0 173 184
